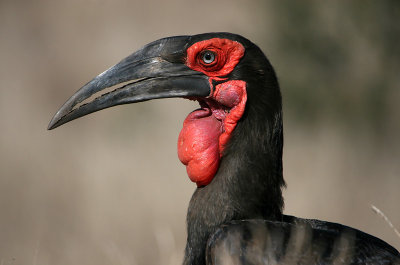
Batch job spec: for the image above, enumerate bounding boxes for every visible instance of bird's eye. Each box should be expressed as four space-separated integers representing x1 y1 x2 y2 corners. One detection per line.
201 50 216 64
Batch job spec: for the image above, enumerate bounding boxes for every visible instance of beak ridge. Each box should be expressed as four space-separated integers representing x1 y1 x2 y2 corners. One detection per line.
48 36 210 130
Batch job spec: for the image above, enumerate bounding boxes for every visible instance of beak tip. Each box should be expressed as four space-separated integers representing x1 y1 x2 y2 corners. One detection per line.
47 123 55 130
47 119 57 130
48 101 75 130
47 112 63 130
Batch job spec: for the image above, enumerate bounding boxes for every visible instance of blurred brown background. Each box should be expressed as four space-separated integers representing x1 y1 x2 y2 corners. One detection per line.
0 0 399 264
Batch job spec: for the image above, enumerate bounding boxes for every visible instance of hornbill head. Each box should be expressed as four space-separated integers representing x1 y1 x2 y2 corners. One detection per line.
48 32 282 188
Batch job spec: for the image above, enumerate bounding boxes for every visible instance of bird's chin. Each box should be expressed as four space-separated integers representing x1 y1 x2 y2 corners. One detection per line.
177 80 247 187
177 98 224 187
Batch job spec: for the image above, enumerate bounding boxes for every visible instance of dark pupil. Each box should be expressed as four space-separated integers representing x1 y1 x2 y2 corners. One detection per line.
202 51 215 64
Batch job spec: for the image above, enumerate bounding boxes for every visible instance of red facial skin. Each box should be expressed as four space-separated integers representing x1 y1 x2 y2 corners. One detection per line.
185 38 245 77
177 38 247 187
213 80 247 153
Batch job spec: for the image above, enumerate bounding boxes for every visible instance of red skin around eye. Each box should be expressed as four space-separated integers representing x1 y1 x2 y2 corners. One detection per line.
178 38 247 187
185 38 245 77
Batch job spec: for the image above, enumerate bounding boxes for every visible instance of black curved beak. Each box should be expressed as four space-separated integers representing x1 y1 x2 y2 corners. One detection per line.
48 36 210 130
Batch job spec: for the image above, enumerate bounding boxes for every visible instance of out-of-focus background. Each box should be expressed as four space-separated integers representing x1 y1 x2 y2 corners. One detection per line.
0 0 399 264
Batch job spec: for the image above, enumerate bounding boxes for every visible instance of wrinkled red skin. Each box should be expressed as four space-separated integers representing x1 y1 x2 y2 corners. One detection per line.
177 108 222 185
214 81 247 153
185 38 245 77
177 38 247 187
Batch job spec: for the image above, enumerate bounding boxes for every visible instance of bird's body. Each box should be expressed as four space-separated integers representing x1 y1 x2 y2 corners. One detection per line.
208 217 400 265
48 33 400 265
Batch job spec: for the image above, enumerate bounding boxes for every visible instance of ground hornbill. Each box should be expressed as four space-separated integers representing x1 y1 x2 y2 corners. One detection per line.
48 33 400 265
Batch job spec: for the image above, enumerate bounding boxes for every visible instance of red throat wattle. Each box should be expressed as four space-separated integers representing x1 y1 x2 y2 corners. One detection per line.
177 38 247 187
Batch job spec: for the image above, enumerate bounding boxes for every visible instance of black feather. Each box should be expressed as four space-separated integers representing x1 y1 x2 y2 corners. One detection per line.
180 33 399 265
